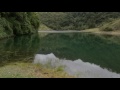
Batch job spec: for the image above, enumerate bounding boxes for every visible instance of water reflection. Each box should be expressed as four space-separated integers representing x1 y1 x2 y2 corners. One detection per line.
0 34 41 66
97 34 120 45
0 33 120 73
37 33 120 73
34 53 120 78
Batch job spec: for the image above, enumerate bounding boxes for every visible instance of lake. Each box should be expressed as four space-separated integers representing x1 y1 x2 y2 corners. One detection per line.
1 32 120 77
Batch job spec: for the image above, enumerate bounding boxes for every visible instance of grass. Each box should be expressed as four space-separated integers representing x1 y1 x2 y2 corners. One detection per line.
80 28 120 36
0 61 73 78
81 28 100 33
39 24 52 31
100 19 120 31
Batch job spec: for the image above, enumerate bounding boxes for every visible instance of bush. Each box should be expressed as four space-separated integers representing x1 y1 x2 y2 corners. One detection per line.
0 12 40 38
101 27 113 31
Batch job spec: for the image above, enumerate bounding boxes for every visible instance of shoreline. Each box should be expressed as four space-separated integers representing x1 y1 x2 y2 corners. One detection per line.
0 61 73 78
38 30 83 33
38 28 120 36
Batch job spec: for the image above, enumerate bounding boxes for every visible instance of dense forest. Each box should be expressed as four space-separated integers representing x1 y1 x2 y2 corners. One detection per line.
0 12 40 39
39 12 120 30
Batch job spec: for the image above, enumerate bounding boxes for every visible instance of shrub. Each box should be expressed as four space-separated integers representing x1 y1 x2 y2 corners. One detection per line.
102 27 113 31
0 12 40 38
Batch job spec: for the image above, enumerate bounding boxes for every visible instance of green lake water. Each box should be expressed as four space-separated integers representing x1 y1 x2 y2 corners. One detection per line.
0 32 120 73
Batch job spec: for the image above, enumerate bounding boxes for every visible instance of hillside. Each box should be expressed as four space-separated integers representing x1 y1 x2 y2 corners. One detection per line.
1 12 120 39
39 12 120 30
39 24 52 31
100 19 120 31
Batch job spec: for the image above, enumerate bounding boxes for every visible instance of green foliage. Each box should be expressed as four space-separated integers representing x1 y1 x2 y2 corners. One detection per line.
39 12 120 30
0 17 13 38
0 12 40 38
39 12 66 30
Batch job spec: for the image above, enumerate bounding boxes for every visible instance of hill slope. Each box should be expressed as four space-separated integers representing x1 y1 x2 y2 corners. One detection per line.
39 12 120 30
100 19 120 31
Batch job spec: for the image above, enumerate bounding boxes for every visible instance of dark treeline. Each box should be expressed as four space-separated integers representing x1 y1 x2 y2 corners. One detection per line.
0 12 40 39
39 12 120 30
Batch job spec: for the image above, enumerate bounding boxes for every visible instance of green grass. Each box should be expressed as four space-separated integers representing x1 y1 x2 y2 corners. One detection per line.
0 61 73 78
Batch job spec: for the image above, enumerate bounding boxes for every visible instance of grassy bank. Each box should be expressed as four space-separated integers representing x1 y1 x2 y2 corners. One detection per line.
0 61 73 78
38 24 52 31
99 19 120 31
81 28 120 35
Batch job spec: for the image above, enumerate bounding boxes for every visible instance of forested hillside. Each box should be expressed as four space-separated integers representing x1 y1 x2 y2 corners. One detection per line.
0 12 40 39
1 12 120 39
39 12 120 30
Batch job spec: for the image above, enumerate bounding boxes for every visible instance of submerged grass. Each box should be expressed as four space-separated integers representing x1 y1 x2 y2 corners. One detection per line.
0 61 73 78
